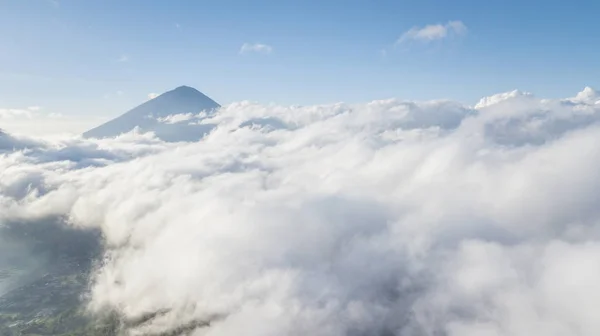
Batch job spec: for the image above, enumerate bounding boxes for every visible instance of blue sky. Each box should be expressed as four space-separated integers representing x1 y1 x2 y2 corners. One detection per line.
1 0 599 117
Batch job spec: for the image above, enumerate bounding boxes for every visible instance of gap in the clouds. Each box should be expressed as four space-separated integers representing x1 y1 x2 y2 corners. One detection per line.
0 216 110 332
0 215 225 335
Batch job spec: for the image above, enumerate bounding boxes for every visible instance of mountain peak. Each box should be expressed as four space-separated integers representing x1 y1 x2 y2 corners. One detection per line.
83 86 220 141
170 85 201 94
174 85 195 91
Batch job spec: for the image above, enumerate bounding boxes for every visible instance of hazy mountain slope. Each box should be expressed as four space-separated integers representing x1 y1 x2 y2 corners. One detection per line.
83 86 220 142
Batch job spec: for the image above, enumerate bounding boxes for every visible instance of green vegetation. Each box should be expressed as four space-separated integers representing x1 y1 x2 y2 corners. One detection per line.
0 266 123 335
0 219 110 335
0 310 121 336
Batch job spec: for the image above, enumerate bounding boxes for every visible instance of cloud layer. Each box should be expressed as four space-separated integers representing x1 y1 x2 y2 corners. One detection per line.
2 87 600 335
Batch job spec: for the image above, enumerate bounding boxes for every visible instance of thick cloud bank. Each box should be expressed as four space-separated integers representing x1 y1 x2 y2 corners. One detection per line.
2 88 600 335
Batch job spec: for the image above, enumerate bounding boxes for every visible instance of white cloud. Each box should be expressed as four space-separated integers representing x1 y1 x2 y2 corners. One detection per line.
0 106 107 136
0 108 35 120
3 87 600 335
116 54 130 63
474 89 534 109
156 113 195 124
568 86 599 104
148 93 159 100
239 43 273 55
398 20 467 43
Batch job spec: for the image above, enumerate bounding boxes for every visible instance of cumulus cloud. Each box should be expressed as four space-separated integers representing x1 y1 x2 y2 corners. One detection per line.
473 89 534 109
2 87 600 335
567 86 599 105
239 43 273 55
398 20 467 43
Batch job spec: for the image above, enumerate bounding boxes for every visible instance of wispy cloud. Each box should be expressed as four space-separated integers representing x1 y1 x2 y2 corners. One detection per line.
239 43 273 55
116 54 130 63
156 113 195 124
174 23 182 29
397 20 467 44
103 91 126 100
0 106 103 135
0 108 34 120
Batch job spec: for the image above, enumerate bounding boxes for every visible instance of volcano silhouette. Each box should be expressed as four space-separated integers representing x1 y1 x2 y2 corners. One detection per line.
83 86 220 142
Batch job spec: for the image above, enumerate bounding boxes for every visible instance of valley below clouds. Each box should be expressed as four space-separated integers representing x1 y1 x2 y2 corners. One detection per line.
2 88 600 335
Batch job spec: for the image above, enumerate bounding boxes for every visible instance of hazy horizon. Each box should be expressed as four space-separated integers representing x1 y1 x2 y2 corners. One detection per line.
1 84 598 137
